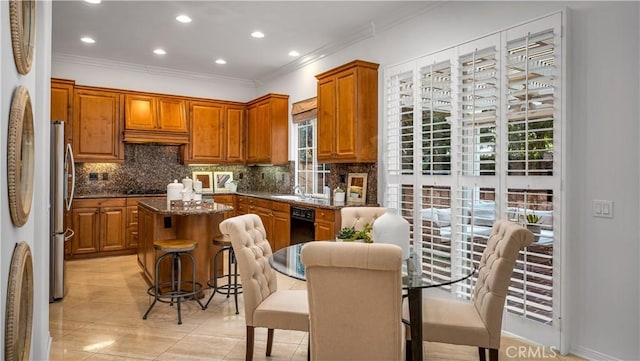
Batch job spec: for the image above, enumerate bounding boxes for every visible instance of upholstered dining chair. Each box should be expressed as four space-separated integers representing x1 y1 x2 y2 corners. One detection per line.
219 214 309 361
301 241 404 361
405 219 534 361
340 206 387 231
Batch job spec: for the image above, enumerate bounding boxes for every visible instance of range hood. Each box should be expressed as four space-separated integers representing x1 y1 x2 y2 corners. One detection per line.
123 129 189 145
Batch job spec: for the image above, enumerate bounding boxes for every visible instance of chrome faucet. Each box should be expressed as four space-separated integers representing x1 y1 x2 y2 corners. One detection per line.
293 185 306 199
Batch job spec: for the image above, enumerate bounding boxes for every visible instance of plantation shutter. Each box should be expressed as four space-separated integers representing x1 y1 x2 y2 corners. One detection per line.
382 12 563 346
458 45 499 177
385 66 415 176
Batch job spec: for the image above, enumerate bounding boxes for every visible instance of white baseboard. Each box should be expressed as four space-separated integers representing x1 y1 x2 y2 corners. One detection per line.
570 345 624 361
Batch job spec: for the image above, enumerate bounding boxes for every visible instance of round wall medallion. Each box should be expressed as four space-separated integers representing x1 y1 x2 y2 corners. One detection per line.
8 86 35 227
9 0 36 75
4 242 34 361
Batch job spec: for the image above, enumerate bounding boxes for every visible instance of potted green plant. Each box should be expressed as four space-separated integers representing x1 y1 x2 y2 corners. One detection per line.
225 179 239 192
521 212 541 242
336 223 373 243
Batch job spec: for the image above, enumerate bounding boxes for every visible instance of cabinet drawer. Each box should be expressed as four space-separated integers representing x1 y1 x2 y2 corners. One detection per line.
271 201 290 213
315 208 335 222
236 203 248 213
236 196 249 205
248 197 272 209
74 198 126 208
214 194 235 206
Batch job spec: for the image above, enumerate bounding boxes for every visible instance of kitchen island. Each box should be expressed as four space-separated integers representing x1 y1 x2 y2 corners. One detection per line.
136 199 233 291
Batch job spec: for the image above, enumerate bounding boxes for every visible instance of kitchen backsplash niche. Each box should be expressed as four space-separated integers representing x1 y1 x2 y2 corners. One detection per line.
74 144 292 195
75 144 377 204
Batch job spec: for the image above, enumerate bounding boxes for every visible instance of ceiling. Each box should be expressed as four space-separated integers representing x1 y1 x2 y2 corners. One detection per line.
52 1 439 84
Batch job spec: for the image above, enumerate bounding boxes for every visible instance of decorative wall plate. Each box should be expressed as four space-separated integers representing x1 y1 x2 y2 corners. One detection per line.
4 242 34 361
8 86 35 227
9 0 36 75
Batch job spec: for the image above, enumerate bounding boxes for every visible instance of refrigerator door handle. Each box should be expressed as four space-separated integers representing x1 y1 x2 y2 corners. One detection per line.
64 228 74 241
65 143 75 211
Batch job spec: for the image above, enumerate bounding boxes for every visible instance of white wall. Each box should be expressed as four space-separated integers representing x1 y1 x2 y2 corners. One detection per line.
52 55 259 102
258 2 640 360
1 1 52 360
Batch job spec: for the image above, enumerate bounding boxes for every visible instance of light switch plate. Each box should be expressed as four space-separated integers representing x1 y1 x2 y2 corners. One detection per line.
593 200 613 218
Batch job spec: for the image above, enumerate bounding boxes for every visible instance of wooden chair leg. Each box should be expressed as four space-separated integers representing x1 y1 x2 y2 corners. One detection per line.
246 326 254 361
489 348 499 361
266 328 274 356
478 347 487 361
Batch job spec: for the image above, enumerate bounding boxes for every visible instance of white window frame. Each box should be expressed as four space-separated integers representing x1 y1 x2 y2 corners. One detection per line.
294 118 329 197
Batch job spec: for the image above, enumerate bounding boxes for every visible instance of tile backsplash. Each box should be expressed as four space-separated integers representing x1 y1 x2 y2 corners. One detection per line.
75 143 377 204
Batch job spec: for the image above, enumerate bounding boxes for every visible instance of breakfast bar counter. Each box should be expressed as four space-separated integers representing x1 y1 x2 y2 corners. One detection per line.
136 199 234 290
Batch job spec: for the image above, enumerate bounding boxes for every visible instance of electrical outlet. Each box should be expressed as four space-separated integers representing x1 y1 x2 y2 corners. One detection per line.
102 172 109 181
89 172 98 181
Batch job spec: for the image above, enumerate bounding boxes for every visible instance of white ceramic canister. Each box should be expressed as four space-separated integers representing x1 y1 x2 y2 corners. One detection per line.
372 208 410 259
167 180 184 208
182 176 193 192
193 178 203 194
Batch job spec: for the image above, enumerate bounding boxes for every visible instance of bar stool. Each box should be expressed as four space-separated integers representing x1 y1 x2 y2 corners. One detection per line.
205 236 242 314
142 239 205 324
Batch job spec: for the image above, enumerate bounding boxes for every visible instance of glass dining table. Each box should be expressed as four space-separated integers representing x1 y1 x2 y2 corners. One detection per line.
269 242 476 361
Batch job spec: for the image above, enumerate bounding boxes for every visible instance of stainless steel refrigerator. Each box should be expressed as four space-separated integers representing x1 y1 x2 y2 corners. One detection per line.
50 120 75 302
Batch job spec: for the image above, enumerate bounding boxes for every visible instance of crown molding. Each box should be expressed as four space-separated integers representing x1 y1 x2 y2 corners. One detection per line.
52 53 257 88
255 1 445 85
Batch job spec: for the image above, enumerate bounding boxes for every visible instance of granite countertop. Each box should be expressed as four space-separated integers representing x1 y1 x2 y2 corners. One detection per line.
137 198 233 216
77 191 377 210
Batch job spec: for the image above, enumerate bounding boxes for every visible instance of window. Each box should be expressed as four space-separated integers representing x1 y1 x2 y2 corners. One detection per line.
383 13 563 343
295 118 329 196
292 97 329 196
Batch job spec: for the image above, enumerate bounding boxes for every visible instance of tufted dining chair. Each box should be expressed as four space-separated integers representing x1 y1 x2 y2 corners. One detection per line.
301 241 404 361
405 219 534 361
219 214 309 361
340 206 387 231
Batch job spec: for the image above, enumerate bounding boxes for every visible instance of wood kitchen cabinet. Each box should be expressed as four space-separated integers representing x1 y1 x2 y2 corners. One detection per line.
125 197 164 251
213 194 236 217
183 101 245 164
70 198 127 258
314 207 340 240
316 60 379 163
271 201 291 251
235 196 290 251
51 78 75 145
72 87 124 162
124 93 188 144
246 94 289 165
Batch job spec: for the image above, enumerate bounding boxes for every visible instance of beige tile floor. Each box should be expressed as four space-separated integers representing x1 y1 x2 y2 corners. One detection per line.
50 255 584 361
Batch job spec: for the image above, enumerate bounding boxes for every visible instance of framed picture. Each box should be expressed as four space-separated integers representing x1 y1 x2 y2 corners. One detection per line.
192 171 213 194
346 173 367 205
213 171 233 192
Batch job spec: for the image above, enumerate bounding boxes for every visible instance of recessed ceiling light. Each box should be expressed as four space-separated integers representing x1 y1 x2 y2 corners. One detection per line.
251 31 265 38
84 0 101 4
215 59 227 65
81 37 95 44
176 15 192 23
288 51 300 57
153 49 166 55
